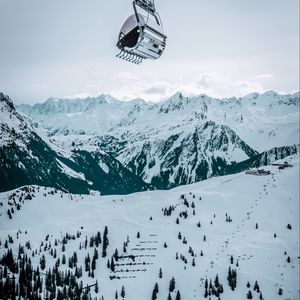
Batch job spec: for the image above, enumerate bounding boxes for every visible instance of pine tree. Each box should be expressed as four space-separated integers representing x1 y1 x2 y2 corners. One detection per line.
227 267 237 291
169 277 176 292
85 254 90 272
214 274 219 287
111 257 115 272
278 288 283 295
40 255 46 270
114 248 119 261
247 290 253 299
121 285 125 298
192 258 195 266
167 293 172 300
102 226 109 257
159 268 163 279
151 285 158 300
254 281 260 293
175 290 181 300
93 248 98 260
68 257 74 269
91 257 96 271
153 283 160 295
137 232 140 239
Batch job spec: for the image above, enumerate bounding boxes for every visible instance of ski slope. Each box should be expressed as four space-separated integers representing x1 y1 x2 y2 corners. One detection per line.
0 155 299 300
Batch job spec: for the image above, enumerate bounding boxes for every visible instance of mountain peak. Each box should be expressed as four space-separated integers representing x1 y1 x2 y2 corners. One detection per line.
262 90 279 97
170 91 184 100
0 92 15 111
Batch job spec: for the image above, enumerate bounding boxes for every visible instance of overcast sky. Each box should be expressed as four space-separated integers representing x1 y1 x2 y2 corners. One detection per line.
0 0 299 104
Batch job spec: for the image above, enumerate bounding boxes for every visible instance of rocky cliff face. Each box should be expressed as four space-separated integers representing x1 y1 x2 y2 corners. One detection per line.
114 121 258 189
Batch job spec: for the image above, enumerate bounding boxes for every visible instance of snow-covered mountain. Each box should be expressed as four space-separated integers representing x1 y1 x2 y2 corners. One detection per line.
17 91 300 151
13 91 300 191
115 121 259 188
1 154 299 299
17 95 148 135
0 93 150 194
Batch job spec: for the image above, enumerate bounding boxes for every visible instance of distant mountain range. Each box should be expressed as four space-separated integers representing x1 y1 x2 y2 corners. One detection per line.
0 90 299 194
17 91 299 152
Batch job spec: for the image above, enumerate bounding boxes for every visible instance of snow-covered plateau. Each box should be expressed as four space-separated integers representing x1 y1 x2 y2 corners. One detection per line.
0 155 299 300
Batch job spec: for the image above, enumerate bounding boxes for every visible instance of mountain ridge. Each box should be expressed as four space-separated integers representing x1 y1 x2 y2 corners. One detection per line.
0 93 150 194
1 91 299 194
17 90 299 152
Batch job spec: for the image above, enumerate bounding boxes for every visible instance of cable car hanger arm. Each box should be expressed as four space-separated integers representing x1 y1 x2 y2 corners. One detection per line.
134 0 155 13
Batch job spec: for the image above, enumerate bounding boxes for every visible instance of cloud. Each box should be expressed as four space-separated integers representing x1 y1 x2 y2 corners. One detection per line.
192 72 269 98
63 93 92 99
254 74 275 79
143 85 167 95
79 70 276 103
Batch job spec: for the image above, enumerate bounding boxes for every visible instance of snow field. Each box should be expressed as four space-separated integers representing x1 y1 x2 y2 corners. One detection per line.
0 155 299 299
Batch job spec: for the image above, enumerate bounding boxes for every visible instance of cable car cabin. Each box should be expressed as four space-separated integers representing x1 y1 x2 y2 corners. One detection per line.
116 0 167 64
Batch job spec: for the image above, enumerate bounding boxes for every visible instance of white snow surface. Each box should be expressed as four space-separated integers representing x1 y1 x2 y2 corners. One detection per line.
0 155 299 300
17 95 148 136
56 158 86 181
